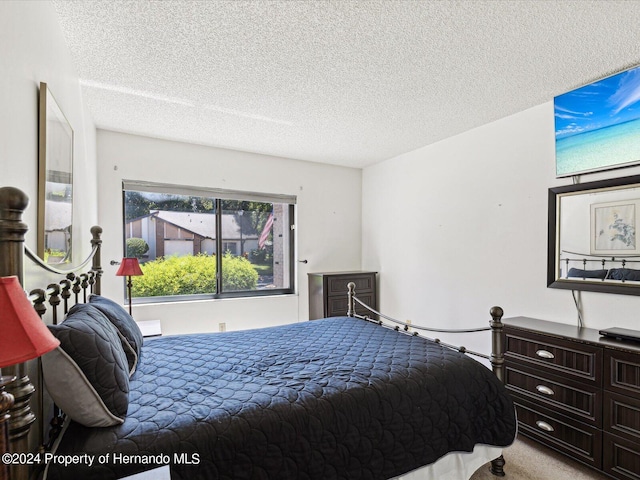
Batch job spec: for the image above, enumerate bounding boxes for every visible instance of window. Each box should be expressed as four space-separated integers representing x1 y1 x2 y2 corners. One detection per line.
122 181 295 302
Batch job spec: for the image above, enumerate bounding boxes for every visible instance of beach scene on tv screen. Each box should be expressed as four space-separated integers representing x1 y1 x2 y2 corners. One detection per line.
555 64 640 177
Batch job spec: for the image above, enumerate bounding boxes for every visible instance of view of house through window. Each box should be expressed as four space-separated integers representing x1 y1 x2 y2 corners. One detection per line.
123 182 295 301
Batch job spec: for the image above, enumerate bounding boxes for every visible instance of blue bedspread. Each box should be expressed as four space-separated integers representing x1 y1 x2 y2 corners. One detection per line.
46 316 516 479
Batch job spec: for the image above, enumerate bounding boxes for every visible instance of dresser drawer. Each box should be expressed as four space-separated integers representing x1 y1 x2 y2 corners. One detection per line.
605 390 640 443
505 328 602 385
503 318 640 478
515 399 602 469
603 432 640 480
505 363 601 426
326 274 375 297
606 350 640 397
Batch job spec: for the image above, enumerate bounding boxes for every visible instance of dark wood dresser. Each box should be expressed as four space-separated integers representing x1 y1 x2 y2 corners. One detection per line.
503 317 640 479
308 271 377 320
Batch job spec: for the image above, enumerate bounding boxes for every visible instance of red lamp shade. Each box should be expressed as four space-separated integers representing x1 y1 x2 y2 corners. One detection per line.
0 276 60 368
115 258 143 277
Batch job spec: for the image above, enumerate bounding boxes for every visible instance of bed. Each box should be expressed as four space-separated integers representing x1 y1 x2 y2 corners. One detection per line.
0 186 516 480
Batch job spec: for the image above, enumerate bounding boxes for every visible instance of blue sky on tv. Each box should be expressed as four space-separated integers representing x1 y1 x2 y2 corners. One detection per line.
554 65 640 139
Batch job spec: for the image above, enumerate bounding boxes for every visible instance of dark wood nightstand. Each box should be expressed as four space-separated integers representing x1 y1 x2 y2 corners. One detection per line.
308 271 377 320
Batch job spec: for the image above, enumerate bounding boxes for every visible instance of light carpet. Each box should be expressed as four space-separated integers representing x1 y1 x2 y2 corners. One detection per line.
470 436 610 480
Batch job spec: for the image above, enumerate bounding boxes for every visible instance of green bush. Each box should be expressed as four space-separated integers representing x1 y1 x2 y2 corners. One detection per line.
126 237 149 258
131 253 258 297
222 254 259 291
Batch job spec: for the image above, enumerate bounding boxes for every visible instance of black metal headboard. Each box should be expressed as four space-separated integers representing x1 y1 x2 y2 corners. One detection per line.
0 186 103 479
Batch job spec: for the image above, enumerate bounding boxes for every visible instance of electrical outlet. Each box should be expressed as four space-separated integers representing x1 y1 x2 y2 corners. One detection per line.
219 322 226 332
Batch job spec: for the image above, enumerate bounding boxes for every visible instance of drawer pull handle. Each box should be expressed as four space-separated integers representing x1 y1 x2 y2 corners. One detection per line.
535 420 554 432
536 349 555 359
536 385 555 396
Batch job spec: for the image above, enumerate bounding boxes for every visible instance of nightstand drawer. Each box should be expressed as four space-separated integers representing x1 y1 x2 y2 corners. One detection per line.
606 350 640 397
515 400 602 469
605 390 640 443
505 328 602 385
328 293 375 318
327 274 374 296
505 364 601 426
603 432 640 480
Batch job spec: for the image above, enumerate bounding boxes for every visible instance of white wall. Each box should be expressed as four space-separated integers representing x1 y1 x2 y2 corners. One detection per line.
96 130 362 335
362 102 640 355
0 0 97 262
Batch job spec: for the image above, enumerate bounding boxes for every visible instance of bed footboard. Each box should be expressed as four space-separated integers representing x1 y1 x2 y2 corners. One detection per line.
347 282 508 477
346 282 505 370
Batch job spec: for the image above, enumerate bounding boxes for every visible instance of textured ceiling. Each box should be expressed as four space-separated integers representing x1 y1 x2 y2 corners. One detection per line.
52 0 640 168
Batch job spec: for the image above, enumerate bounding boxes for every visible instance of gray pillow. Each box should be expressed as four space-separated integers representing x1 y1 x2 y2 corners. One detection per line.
42 306 130 427
89 294 144 361
71 303 138 376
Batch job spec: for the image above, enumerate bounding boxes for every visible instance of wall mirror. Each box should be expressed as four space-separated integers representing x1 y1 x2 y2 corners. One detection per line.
548 174 640 296
38 82 73 264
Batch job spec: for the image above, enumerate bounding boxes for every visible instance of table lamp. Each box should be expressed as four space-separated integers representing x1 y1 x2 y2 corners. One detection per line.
0 276 60 480
115 258 143 316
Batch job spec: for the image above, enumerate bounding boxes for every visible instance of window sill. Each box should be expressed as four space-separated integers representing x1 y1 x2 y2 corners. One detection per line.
131 292 298 307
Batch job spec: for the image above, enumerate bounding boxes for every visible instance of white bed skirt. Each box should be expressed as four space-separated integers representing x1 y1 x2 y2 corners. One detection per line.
390 444 503 480
49 419 501 480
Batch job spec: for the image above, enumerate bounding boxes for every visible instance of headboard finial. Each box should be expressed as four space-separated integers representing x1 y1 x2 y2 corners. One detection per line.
0 186 29 237
0 186 29 280
0 186 29 220
90 225 103 245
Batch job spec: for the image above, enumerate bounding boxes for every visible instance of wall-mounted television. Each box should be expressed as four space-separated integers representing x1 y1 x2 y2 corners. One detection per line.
555 64 640 177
